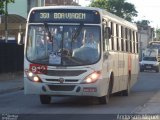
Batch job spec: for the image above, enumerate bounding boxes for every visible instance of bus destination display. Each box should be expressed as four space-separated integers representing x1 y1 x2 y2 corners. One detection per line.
29 9 100 24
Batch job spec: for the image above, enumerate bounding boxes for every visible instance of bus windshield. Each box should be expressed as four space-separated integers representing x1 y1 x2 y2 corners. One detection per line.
26 25 100 66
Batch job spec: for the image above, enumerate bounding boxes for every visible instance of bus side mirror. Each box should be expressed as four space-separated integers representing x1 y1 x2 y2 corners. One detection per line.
105 27 111 39
17 32 24 45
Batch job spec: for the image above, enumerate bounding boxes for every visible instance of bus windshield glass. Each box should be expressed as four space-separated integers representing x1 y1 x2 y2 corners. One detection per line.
26 25 101 66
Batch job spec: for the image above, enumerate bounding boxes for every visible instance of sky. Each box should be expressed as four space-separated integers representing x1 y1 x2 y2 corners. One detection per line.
79 0 160 28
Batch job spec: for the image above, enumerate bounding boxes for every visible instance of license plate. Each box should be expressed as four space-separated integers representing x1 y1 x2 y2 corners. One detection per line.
146 66 151 68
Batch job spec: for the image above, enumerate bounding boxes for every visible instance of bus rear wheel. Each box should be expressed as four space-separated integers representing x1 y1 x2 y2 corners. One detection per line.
122 75 131 96
40 95 51 104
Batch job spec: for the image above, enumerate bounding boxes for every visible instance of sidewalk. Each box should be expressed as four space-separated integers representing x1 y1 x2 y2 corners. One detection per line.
132 91 160 114
0 72 24 94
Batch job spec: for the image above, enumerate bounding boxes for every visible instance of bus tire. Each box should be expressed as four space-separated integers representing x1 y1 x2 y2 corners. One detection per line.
122 75 131 96
156 68 159 73
40 95 51 104
99 80 112 104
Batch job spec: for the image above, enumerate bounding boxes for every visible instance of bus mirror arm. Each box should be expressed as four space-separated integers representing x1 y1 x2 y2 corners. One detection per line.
17 32 24 45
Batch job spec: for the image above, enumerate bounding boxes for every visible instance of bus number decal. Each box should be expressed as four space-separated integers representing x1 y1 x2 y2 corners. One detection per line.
29 64 47 74
40 13 50 19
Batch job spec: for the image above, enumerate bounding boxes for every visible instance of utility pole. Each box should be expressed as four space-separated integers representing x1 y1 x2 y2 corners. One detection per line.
0 0 8 42
5 0 8 43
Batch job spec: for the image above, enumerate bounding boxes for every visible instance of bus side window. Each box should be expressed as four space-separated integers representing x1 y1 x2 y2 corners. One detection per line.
121 26 124 51
125 28 128 52
116 24 119 51
111 22 114 50
103 21 111 51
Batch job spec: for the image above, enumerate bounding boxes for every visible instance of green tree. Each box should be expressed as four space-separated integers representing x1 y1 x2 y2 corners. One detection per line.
89 0 138 22
156 28 160 40
156 29 160 33
136 20 150 26
0 0 14 14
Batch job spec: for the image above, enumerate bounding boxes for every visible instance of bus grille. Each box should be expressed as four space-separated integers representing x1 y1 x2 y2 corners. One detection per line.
48 85 76 91
45 79 79 83
44 70 86 76
144 64 153 67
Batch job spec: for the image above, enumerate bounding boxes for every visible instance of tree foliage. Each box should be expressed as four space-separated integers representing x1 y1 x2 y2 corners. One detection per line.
0 0 14 15
136 20 150 26
89 0 138 22
156 29 160 34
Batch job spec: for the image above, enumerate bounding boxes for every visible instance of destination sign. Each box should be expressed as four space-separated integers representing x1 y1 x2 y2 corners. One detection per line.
53 13 86 20
29 9 100 24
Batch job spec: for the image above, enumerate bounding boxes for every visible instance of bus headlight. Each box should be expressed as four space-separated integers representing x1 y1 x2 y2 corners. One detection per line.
25 70 42 82
82 71 101 84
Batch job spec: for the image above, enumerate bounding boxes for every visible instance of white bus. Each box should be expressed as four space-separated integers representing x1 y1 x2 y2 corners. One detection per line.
18 6 139 104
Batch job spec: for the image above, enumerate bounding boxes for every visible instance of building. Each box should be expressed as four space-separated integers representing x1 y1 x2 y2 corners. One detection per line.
0 0 44 39
137 25 154 60
7 0 45 18
0 0 79 40
0 14 26 40
7 0 79 18
138 25 154 50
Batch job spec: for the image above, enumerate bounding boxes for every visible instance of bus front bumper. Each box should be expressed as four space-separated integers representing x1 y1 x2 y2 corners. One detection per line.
24 77 108 97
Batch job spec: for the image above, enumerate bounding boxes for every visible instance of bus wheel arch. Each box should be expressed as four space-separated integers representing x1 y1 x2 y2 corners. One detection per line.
98 71 114 104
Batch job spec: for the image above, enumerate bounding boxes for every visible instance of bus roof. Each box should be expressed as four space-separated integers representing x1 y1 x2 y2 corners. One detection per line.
28 6 137 30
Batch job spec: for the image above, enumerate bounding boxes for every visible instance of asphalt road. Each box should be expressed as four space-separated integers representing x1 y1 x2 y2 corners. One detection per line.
0 72 160 120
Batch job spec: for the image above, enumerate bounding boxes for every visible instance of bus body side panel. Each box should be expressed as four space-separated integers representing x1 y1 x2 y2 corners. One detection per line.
130 54 139 87
123 53 129 89
107 51 120 93
118 52 126 91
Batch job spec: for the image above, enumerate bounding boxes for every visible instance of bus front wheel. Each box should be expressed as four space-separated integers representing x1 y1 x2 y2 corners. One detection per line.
40 95 51 104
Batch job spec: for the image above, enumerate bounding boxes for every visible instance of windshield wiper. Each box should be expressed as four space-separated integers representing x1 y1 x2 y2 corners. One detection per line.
72 23 84 41
43 23 55 53
70 23 84 54
44 23 52 41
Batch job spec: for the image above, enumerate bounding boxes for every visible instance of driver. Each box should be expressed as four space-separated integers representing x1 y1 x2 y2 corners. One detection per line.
82 30 98 49
72 29 99 63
